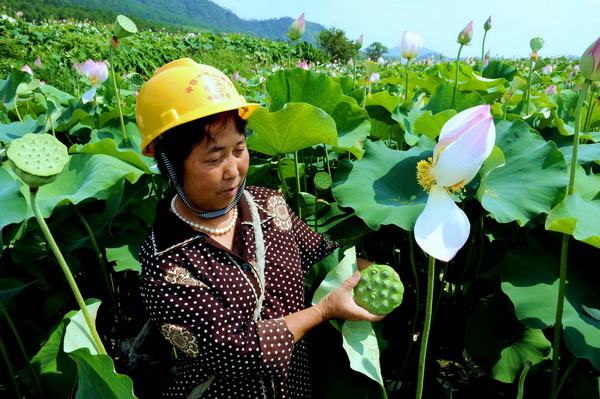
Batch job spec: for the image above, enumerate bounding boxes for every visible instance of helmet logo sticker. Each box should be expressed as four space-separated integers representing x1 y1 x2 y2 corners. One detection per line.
184 72 236 101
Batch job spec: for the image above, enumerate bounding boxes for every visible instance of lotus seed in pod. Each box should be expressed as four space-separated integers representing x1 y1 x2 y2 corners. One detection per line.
354 264 403 315
7 133 69 188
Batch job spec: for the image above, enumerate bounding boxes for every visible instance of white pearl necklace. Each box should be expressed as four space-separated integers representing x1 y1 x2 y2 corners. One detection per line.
170 196 237 235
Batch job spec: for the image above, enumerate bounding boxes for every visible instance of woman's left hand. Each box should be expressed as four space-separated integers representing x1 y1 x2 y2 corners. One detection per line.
315 271 386 323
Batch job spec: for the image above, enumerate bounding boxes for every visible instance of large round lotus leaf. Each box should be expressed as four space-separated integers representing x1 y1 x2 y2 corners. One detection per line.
7 133 69 187
332 140 429 231
500 233 600 371
266 68 370 158
247 102 337 155
478 119 567 226
545 192 600 248
423 82 486 115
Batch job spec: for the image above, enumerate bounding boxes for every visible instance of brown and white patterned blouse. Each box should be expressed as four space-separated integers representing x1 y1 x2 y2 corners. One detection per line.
139 186 338 398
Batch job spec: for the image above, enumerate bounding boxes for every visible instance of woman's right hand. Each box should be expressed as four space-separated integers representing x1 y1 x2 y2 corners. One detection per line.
315 271 386 323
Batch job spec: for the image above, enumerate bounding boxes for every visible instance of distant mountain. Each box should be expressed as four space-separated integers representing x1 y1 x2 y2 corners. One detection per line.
385 46 440 60
55 0 325 41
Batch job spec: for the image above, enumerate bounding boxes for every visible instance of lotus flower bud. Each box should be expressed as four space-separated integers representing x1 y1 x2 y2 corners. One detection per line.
348 57 354 67
297 61 309 70
541 65 553 75
580 37 600 81
357 34 364 48
545 84 557 95
34 57 42 69
484 16 492 31
400 30 423 60
287 13 305 41
354 264 404 314
21 64 33 75
369 72 380 83
530 37 545 52
457 21 473 45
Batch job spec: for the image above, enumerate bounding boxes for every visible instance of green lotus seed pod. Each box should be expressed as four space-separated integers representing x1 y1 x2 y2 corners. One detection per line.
113 15 138 39
313 171 332 190
7 133 69 188
354 264 404 315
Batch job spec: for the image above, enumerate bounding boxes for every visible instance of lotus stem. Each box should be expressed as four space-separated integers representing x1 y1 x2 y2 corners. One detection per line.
452 44 464 106
525 59 534 114
108 46 127 142
0 301 43 397
30 188 107 356
13 98 23 123
0 335 23 399
555 358 579 398
549 78 591 399
583 87 597 132
294 151 302 219
480 30 488 77
405 58 411 101
277 153 289 199
415 255 435 399
516 360 532 399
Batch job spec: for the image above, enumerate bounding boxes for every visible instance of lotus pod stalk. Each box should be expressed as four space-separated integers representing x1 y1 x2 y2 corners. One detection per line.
7 134 107 355
354 264 404 314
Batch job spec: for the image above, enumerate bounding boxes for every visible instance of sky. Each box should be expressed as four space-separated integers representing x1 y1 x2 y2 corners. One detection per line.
212 0 600 58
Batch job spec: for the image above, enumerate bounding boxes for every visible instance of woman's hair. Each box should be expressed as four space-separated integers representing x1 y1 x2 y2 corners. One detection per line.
153 110 247 184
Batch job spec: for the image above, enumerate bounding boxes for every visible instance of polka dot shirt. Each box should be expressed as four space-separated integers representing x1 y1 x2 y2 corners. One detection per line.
139 186 339 398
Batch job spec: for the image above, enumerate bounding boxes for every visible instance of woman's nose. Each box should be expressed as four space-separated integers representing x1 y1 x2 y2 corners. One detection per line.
223 156 239 179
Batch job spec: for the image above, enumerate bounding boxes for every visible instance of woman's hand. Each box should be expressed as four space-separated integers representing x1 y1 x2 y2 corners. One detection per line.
315 271 386 323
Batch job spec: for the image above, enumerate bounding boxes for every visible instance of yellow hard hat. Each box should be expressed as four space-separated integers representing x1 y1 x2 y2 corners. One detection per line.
135 58 260 156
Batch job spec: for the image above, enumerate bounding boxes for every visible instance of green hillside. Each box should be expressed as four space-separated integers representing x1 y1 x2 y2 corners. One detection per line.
2 0 325 41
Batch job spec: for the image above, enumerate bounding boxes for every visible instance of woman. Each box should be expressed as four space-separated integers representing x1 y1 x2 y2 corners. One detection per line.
136 58 384 398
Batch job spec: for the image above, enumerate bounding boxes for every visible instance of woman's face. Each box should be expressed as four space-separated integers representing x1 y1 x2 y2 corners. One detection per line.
181 121 249 212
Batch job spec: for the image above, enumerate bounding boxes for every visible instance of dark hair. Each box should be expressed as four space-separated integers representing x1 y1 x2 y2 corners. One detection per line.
153 110 247 184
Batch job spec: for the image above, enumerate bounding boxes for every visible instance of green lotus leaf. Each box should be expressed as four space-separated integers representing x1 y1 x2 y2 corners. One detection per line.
0 116 40 142
0 168 29 247
26 307 78 398
423 82 486 114
64 300 137 398
500 233 600 371
247 102 337 155
465 299 551 384
365 91 402 113
480 119 567 225
265 68 370 158
70 137 153 174
545 192 600 248
312 246 385 391
0 68 32 105
559 142 600 168
332 140 428 231
414 109 457 140
482 60 518 80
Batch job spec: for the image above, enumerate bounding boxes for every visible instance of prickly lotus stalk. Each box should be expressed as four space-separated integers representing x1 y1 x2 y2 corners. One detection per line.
354 264 403 314
7 133 69 187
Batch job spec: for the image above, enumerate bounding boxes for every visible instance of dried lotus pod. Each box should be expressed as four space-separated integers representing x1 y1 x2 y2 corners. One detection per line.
354 264 403 315
7 133 69 188
314 171 332 190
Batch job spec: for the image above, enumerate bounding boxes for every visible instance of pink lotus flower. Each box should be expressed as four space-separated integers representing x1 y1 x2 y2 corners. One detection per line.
348 57 354 67
415 105 496 261
457 21 474 45
81 59 108 103
546 84 557 95
369 72 380 83
297 61 309 70
34 57 42 68
541 65 553 75
400 30 423 60
73 62 84 76
580 37 600 81
231 71 240 82
20 64 33 75
287 13 305 41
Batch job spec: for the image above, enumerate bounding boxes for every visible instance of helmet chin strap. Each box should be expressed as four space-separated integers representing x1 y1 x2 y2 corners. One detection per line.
160 151 246 219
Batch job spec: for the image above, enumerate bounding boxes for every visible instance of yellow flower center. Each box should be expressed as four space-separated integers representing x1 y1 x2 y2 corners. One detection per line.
416 157 436 193
416 157 467 195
